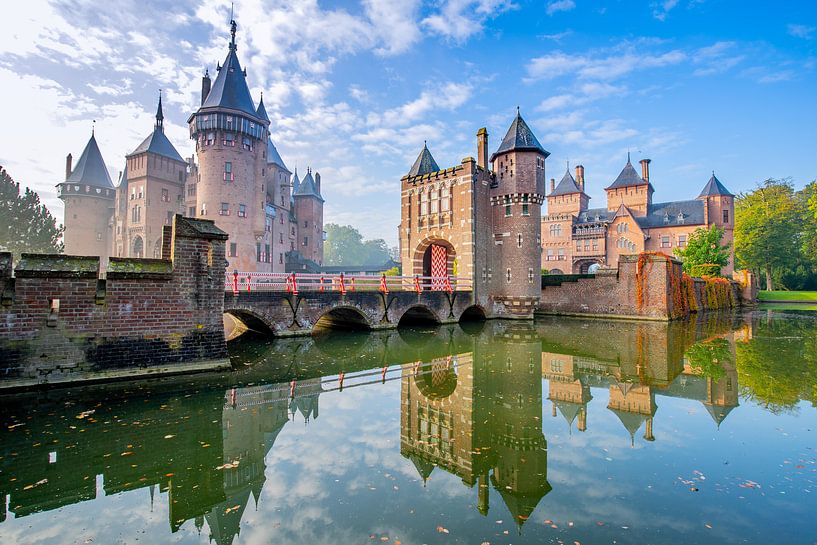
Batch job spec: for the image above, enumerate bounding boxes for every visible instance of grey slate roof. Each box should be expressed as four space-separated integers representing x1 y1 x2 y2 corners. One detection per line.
408 143 440 176
266 137 289 172
65 134 114 188
490 111 550 162
550 167 583 196
698 173 733 197
576 207 614 224
293 169 323 201
606 158 648 190
256 94 270 122
635 200 705 229
199 42 259 119
292 169 301 194
129 128 185 162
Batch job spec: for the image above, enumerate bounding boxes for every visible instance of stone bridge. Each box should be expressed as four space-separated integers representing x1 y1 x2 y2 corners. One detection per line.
224 288 485 336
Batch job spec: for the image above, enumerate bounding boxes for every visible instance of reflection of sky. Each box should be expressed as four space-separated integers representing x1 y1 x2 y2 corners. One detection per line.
1 337 816 544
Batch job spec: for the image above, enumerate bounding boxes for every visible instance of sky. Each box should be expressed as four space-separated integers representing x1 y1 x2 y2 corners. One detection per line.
0 0 815 246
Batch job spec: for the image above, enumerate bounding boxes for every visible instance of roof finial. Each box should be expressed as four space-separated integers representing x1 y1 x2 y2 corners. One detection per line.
92 119 96 136
155 89 164 131
627 150 631 164
516 105 521 117
229 3 237 50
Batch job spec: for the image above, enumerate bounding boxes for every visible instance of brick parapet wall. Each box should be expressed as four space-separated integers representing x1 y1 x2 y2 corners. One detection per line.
0 215 230 389
538 253 746 321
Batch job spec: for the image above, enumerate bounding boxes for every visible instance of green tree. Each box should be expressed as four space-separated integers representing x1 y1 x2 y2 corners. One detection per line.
673 225 730 274
361 238 390 266
323 224 392 266
0 167 63 260
734 179 799 291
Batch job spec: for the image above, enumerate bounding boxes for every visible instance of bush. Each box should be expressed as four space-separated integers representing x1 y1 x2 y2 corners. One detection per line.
690 263 721 277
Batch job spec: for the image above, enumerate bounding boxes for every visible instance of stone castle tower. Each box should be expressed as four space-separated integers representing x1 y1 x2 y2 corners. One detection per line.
399 110 548 318
57 131 115 262
62 19 324 273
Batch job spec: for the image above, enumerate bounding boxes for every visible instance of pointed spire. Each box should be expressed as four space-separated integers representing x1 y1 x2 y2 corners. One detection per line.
408 142 440 177
256 92 270 122
490 110 550 162
155 90 164 132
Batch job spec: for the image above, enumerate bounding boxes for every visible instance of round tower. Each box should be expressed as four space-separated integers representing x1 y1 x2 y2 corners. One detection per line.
489 110 549 315
58 131 115 262
188 19 269 272
292 168 325 267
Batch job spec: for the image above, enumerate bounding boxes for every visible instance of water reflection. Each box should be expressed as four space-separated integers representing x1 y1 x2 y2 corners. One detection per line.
1 310 815 544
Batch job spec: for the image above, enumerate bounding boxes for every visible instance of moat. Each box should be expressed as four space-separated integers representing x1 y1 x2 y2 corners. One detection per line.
1 309 815 545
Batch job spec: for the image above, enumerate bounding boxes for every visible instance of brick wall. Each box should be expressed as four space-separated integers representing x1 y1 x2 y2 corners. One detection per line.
0 215 230 389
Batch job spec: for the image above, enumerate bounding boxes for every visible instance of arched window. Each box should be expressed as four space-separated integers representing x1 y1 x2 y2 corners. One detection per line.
132 236 144 258
153 239 162 259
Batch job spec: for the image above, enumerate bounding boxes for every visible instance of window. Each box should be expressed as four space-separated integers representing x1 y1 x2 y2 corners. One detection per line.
723 209 729 223
661 236 671 248
187 184 196 197
522 203 529 216
558 248 565 260
517 234 523 248
188 206 196 216
592 239 599 251
304 220 308 228
420 191 429 215
528 268 535 283
166 211 173 225
430 189 439 213
576 241 582 252
547 249 554 261
279 253 283 264
201 202 207 216
551 359 563 373
242 137 252 151
224 133 236 147
160 188 169 202
678 234 687 247
96 232 102 241
441 186 450 211
265 244 271 263
238 204 246 218
256 242 262 262
279 232 283 244
138 187 143 199
206 132 215 145
220 202 230 216
549 224 562 237
229 243 237 257
224 162 233 182
504 195 511 217
506 268 512 282
266 217 272 232
131 205 141 223
303 236 308 246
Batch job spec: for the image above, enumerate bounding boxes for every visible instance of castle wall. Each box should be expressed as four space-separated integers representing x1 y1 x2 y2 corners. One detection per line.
0 216 230 390
59 188 113 262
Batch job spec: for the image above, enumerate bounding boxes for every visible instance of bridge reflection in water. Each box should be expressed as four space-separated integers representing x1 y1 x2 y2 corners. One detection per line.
0 313 747 542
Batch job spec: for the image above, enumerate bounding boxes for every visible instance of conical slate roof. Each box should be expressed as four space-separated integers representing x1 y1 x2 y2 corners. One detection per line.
408 453 435 481
291 169 301 195
256 94 270 122
555 400 583 426
408 143 440 176
266 137 289 172
490 111 549 162
199 25 259 120
606 156 647 190
704 403 736 427
65 133 114 188
293 169 323 201
611 409 648 437
550 167 582 196
698 173 733 197
130 129 185 162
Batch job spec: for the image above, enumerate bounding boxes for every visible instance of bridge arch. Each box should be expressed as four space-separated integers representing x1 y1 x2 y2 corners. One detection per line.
224 308 276 339
459 304 487 322
414 357 458 400
398 304 442 326
313 305 372 333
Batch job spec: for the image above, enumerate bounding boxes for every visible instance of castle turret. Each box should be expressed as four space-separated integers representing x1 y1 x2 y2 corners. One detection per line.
187 18 271 272
488 110 549 314
58 131 115 261
292 168 324 266
605 154 653 215
698 172 735 274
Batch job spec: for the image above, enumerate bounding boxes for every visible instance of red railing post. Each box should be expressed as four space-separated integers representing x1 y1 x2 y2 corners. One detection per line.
247 274 251 292
444 275 453 294
380 274 389 294
233 270 238 294
291 273 298 295
350 276 356 292
339 273 347 295
414 275 422 294
320 276 325 293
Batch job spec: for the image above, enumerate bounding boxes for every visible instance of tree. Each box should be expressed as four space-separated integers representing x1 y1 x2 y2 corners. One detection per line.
734 179 799 291
323 224 392 266
673 225 730 274
0 167 63 260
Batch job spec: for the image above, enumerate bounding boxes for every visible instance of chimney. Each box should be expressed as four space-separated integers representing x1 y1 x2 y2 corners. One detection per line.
65 153 73 179
315 172 321 193
550 178 556 193
476 127 488 170
201 69 212 106
640 158 651 182
575 164 585 191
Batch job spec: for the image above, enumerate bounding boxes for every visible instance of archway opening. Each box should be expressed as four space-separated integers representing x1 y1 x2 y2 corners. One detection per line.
132 236 144 258
224 310 275 341
414 358 458 399
314 307 371 333
398 305 441 327
459 305 487 322
414 238 456 289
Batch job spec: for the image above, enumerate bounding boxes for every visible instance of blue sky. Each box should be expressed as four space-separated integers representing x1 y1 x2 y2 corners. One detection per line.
0 0 815 246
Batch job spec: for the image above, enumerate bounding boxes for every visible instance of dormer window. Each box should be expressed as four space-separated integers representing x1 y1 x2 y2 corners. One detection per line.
663 213 670 224
677 212 685 224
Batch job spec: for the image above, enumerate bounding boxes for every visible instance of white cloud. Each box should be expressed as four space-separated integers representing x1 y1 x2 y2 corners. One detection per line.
368 82 472 128
526 47 687 82
652 0 680 21
546 0 576 16
788 24 815 39
422 0 516 41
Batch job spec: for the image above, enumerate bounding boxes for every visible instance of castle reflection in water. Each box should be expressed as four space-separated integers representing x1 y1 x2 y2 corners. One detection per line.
0 314 748 543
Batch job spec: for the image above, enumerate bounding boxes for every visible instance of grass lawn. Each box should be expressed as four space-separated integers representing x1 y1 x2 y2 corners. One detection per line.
758 291 817 302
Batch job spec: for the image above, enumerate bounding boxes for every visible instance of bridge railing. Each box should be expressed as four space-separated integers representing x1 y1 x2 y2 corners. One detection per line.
225 272 473 295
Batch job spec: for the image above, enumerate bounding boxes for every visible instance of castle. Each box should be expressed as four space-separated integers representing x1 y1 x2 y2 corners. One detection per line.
400 111 734 318
542 157 734 275
58 20 324 273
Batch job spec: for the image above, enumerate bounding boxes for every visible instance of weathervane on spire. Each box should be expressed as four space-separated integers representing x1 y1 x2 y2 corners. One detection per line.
92 119 96 136
229 2 237 49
